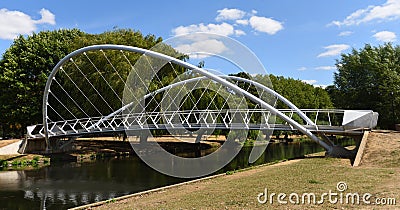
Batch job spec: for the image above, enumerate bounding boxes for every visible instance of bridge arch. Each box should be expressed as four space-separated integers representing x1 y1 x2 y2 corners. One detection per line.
143 75 316 126
41 44 332 152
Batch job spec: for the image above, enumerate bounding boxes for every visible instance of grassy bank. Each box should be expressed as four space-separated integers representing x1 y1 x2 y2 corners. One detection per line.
0 154 50 170
88 131 399 209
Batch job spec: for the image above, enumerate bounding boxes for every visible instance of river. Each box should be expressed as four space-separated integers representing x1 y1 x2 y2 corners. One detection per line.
0 139 354 210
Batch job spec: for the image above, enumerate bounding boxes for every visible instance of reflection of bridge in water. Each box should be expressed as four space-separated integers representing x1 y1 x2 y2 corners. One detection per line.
26 45 377 157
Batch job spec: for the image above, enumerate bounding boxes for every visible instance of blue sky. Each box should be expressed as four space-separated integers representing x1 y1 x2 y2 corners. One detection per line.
0 0 399 87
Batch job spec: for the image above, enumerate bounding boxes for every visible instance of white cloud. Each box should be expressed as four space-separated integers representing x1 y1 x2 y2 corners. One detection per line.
317 44 350 57
172 22 236 37
338 31 353 36
249 16 283 35
172 8 284 38
235 19 249 25
330 0 400 26
302 79 317 85
216 8 246 21
315 66 336 71
175 39 228 59
297 67 307 71
0 8 55 40
301 80 328 88
234 29 246 36
315 84 328 89
373 31 397 42
36 8 55 24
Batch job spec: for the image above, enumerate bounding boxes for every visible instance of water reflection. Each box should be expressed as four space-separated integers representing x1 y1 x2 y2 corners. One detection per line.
0 171 27 190
0 140 354 210
0 156 187 210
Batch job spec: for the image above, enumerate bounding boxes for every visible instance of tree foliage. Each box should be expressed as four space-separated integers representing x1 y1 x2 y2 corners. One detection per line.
228 72 333 110
0 29 166 138
228 72 333 139
328 43 400 129
0 28 335 138
0 29 85 138
254 74 333 109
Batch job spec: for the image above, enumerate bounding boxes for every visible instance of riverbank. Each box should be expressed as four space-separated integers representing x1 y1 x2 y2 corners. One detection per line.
0 154 50 170
0 136 222 169
80 131 399 209
0 134 324 171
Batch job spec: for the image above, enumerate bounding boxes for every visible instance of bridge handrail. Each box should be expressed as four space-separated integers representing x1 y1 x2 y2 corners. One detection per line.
44 108 346 125
29 108 349 138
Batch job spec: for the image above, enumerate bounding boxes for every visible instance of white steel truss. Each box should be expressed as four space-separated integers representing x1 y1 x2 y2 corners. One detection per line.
29 45 378 153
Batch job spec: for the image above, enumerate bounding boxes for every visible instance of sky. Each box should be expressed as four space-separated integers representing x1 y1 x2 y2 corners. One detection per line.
0 0 399 87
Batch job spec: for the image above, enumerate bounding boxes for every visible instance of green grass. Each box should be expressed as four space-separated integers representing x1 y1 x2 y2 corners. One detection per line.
94 158 399 210
308 179 324 184
0 155 50 170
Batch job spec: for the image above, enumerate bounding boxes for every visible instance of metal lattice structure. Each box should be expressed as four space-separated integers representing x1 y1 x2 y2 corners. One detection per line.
27 45 378 153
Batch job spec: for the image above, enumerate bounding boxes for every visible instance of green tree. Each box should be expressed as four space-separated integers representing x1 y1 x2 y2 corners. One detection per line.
0 29 85 138
254 74 333 109
330 43 400 129
51 29 168 119
0 28 174 138
229 73 333 139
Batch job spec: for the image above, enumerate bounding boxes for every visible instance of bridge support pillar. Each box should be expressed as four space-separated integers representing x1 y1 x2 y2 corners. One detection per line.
325 145 357 159
352 134 364 151
324 133 365 160
139 133 149 143
195 130 207 143
39 137 76 153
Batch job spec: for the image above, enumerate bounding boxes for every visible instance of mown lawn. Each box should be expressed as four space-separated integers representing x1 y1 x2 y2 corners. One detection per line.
87 131 400 209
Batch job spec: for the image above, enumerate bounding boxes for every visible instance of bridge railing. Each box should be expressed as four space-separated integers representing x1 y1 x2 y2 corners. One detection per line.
28 109 346 138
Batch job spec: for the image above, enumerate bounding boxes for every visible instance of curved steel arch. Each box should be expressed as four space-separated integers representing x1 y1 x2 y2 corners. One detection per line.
43 44 332 152
100 75 317 129
144 75 316 126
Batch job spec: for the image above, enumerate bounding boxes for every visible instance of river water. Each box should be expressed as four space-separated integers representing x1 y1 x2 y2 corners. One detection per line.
0 140 353 210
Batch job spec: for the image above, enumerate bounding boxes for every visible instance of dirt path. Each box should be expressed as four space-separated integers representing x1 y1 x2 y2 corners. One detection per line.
0 139 20 148
0 139 22 155
0 140 22 155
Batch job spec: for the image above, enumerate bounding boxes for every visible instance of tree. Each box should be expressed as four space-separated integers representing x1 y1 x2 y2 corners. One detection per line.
50 29 168 119
254 74 333 109
0 28 170 138
229 73 333 139
0 29 85 138
330 43 400 129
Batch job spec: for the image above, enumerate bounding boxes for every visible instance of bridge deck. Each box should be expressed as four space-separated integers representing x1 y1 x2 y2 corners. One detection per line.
28 108 375 139
28 123 367 139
